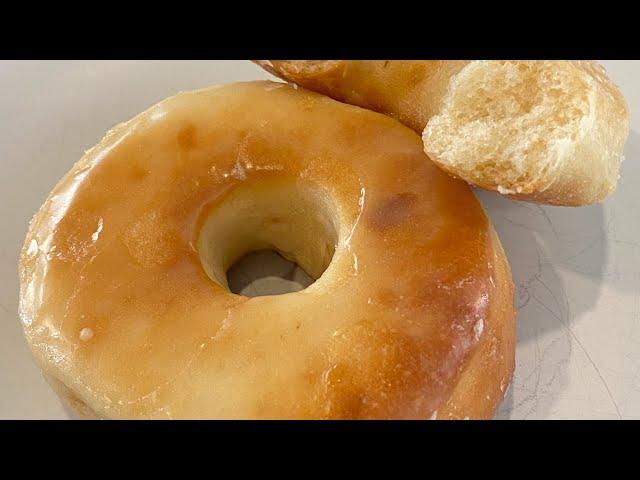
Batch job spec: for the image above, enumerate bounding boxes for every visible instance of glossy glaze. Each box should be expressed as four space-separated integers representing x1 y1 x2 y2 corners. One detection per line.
19 81 514 419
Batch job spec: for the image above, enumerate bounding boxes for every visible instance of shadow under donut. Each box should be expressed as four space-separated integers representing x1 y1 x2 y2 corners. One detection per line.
481 191 584 419
481 130 640 419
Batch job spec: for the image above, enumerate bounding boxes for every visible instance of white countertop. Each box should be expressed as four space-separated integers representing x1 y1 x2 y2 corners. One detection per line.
1 60 638 419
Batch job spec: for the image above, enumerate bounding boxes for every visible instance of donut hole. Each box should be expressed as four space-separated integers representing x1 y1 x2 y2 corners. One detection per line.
226 249 314 297
197 179 339 297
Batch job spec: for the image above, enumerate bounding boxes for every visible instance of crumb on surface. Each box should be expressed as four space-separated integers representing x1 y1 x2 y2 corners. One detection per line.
79 327 94 342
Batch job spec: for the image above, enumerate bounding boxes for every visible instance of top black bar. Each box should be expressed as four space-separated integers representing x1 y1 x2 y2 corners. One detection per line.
4 13 640 60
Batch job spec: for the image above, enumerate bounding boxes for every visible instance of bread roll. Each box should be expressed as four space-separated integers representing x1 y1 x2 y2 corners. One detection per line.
256 60 629 206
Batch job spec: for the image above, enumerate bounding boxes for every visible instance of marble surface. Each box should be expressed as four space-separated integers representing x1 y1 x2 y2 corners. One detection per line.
1 60 637 419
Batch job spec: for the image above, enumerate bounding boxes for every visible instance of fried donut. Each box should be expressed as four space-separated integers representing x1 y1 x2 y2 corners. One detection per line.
19 81 515 419
256 60 630 206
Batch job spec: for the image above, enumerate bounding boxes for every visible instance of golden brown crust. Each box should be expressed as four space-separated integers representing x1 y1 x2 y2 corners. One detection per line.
256 60 629 206
255 60 469 132
20 81 514 419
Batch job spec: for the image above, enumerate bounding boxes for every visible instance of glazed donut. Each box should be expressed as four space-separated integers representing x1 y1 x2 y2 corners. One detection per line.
256 60 630 206
19 81 515 419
